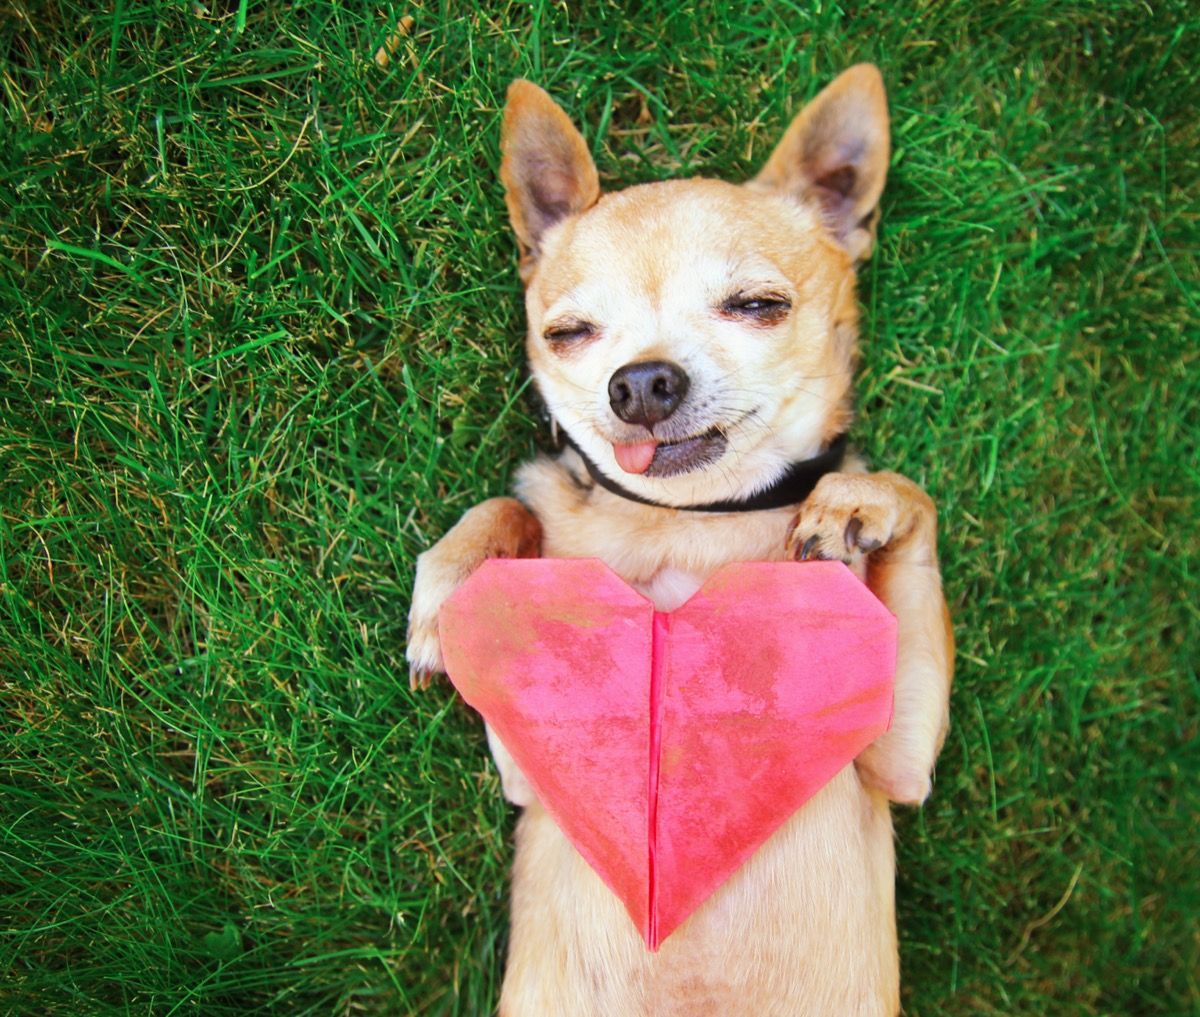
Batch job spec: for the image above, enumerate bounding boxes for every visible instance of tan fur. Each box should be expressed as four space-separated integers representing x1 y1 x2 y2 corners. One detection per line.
751 63 891 264
407 497 541 688
501 81 601 283
406 65 953 1015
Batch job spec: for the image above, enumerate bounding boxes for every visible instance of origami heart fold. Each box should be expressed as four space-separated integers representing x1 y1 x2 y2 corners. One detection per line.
438 559 896 950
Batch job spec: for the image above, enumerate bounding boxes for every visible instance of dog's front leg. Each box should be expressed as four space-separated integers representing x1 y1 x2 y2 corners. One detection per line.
406 497 542 805
786 471 954 804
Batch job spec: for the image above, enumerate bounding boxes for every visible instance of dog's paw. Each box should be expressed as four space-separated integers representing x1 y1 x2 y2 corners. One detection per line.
406 498 542 690
406 608 444 691
785 470 938 568
785 472 903 565
407 544 458 688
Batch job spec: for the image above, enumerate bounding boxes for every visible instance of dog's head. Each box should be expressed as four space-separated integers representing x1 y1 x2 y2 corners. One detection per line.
500 67 889 507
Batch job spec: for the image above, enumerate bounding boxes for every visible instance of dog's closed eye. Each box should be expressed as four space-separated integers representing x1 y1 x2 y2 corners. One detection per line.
543 319 598 346
719 292 792 326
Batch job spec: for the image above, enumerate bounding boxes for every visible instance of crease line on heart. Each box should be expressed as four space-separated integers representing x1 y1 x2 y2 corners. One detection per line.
648 608 669 951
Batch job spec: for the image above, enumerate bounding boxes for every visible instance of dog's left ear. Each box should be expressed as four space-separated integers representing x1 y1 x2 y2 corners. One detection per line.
751 64 890 263
501 80 601 283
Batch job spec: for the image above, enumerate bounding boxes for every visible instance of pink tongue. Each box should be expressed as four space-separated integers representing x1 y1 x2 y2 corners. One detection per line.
613 440 658 474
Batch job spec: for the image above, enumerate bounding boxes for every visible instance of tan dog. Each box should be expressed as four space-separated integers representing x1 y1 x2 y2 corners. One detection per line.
407 65 954 1016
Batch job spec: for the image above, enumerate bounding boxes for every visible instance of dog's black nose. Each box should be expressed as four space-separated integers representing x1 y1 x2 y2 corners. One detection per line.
607 361 690 427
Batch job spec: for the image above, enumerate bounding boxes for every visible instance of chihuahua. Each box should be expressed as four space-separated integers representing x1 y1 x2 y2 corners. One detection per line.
406 65 954 1016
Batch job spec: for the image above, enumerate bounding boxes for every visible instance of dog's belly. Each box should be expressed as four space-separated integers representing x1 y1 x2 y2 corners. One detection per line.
501 769 897 1017
497 559 897 1013
498 467 898 1014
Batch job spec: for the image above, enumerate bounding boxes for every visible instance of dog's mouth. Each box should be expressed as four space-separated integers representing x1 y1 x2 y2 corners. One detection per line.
612 426 729 479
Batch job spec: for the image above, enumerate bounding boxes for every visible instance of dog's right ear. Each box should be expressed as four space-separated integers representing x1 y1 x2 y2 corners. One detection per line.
501 81 600 282
751 64 890 264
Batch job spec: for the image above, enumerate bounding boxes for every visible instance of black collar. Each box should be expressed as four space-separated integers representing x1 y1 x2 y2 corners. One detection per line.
560 431 848 513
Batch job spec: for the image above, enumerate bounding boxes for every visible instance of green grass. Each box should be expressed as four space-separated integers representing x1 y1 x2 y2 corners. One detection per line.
1 1 1196 1013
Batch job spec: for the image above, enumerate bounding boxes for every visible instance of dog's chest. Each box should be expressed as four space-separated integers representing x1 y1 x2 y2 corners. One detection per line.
632 567 703 612
517 454 799 589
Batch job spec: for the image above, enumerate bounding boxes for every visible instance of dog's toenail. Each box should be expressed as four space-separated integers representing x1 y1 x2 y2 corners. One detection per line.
844 517 862 551
800 535 819 560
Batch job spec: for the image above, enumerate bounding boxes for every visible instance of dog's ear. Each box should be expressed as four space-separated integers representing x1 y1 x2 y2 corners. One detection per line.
501 80 600 282
751 64 890 263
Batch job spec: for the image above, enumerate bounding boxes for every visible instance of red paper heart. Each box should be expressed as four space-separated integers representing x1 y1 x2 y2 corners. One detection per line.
439 559 895 950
